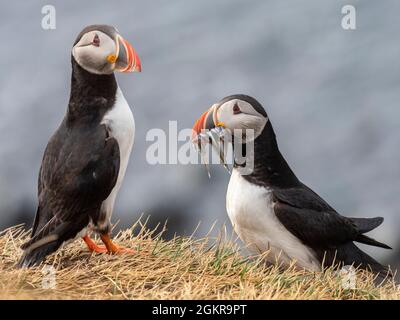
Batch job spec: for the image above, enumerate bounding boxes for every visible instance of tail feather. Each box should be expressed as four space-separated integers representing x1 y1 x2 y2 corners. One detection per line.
322 242 391 277
348 216 391 250
349 216 384 233
18 216 88 268
17 240 61 268
356 234 392 249
21 218 70 251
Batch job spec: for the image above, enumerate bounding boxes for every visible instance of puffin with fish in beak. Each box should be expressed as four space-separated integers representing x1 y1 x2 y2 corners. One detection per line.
18 24 141 267
192 94 391 276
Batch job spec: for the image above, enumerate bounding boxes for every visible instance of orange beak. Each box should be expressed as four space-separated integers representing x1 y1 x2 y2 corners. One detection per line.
192 110 209 141
192 106 219 143
115 35 141 72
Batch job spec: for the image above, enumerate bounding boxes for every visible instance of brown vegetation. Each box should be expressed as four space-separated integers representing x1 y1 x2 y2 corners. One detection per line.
0 221 399 300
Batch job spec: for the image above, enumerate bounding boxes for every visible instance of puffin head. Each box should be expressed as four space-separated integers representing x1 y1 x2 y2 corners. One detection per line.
72 24 141 75
192 94 268 145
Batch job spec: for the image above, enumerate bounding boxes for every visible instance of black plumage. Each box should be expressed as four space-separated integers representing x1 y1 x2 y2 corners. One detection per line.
233 95 391 275
18 58 120 268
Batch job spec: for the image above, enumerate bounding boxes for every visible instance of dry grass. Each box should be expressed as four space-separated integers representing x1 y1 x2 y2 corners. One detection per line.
0 219 399 300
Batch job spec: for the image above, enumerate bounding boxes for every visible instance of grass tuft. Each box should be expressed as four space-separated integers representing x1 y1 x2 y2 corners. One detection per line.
0 221 399 300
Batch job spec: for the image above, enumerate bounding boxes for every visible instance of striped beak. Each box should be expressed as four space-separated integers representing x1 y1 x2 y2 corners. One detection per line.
114 35 141 73
192 104 231 175
191 105 219 143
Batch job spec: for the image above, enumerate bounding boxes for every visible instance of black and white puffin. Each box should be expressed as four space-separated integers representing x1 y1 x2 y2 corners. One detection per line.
192 94 391 275
18 25 141 267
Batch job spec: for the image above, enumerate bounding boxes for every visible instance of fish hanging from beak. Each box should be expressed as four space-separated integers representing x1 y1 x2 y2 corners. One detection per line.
192 106 231 177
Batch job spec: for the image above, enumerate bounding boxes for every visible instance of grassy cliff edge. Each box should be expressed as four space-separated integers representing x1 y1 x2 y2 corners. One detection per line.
0 221 399 300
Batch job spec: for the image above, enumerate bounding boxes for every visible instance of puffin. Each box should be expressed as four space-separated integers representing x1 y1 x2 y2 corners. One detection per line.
192 94 391 275
18 25 141 268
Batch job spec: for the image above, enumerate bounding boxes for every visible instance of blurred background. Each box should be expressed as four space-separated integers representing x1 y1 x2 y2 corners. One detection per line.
0 1 399 269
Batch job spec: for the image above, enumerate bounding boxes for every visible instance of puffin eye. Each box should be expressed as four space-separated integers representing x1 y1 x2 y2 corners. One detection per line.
92 34 100 47
233 104 241 115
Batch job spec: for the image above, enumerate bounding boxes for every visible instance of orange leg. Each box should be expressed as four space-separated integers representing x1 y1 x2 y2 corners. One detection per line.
82 235 108 253
100 234 135 254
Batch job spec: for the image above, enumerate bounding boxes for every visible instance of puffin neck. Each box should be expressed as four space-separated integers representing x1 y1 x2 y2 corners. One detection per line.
67 58 118 124
236 121 300 188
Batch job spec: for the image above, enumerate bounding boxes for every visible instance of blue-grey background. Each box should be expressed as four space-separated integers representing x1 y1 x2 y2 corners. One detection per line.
0 1 399 268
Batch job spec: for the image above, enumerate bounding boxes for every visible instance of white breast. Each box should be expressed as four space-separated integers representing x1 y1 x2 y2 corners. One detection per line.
226 169 321 271
98 87 135 228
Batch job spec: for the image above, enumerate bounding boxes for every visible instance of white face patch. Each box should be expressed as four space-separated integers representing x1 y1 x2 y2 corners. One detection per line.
72 30 117 75
216 99 268 143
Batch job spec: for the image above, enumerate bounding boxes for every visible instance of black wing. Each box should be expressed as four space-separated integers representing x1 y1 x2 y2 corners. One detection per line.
33 122 120 234
273 184 389 249
19 122 119 267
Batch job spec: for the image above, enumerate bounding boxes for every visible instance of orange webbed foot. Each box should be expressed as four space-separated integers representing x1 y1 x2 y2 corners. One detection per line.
82 235 108 253
100 234 136 255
